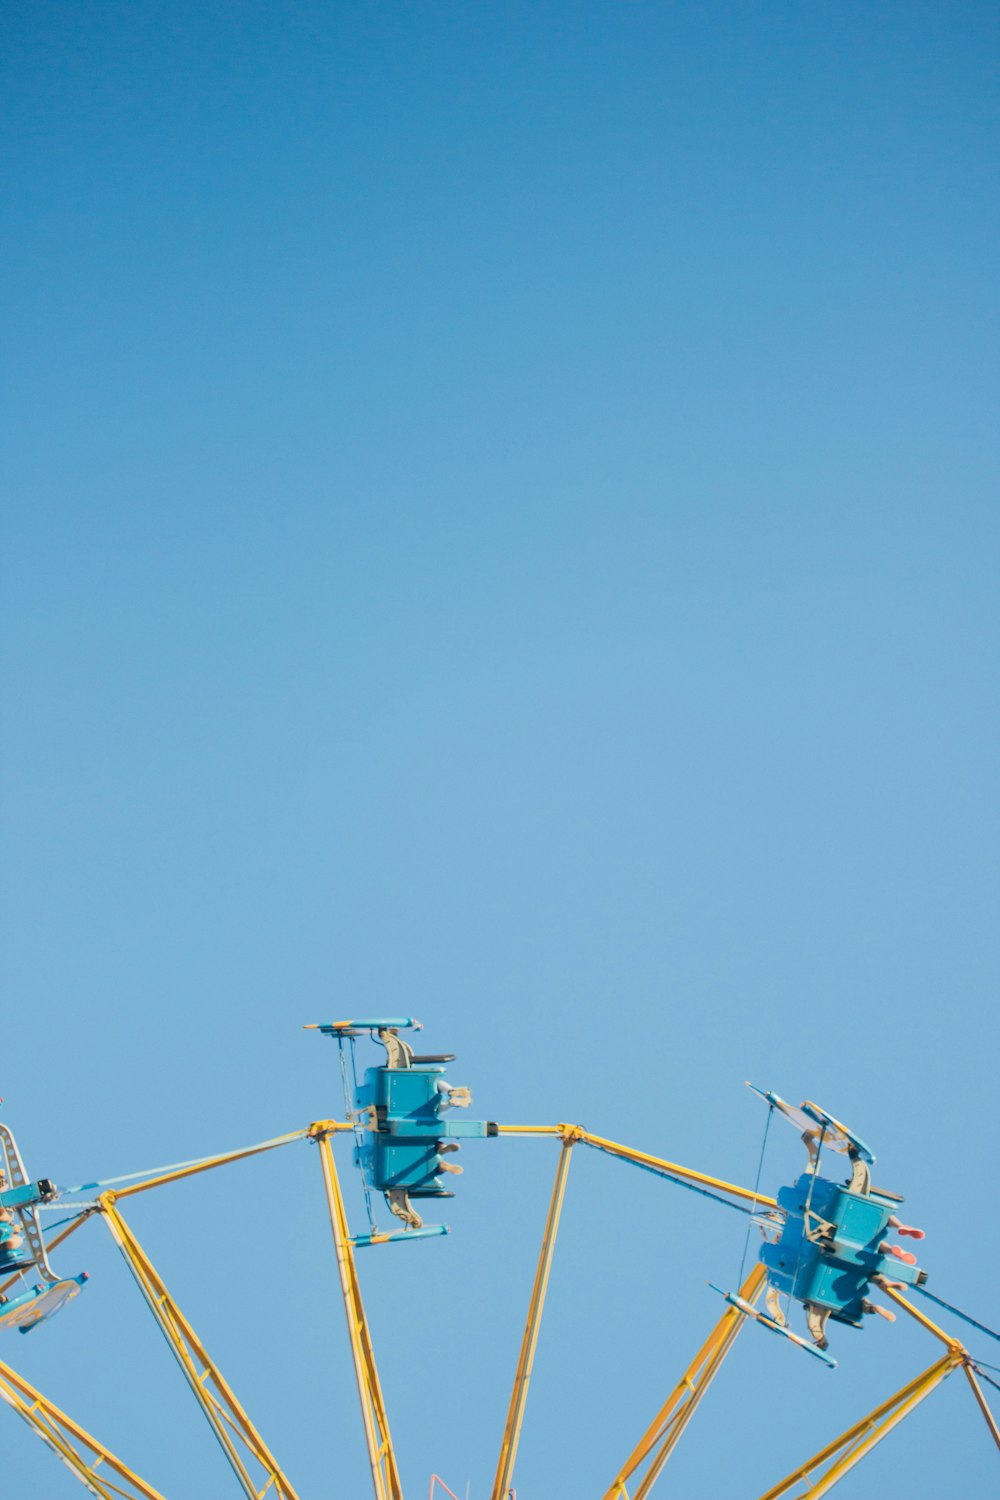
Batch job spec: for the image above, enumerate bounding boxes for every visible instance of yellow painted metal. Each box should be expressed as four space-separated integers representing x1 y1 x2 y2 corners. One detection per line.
962 1363 1000 1453
874 1277 965 1352
575 1129 778 1209
112 1127 333 1201
758 1354 960 1499
604 1262 767 1500
3 1114 987 1500
874 1278 1000 1452
100 1195 299 1500
491 1132 578 1500
495 1125 777 1210
0 1355 167 1499
313 1127 403 1500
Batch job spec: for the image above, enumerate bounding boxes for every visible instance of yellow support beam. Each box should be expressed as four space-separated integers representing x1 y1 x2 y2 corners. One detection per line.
491 1131 579 1500
962 1363 1000 1454
312 1127 403 1500
604 1263 767 1500
113 1126 349 1201
495 1124 776 1208
1 1121 352 1299
874 1278 965 1352
576 1129 778 1210
0 1356 166 1499
875 1279 1000 1456
758 1354 960 1499
100 1195 299 1500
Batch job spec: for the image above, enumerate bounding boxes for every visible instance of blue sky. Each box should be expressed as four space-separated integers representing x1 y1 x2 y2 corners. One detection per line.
2 3 998 1496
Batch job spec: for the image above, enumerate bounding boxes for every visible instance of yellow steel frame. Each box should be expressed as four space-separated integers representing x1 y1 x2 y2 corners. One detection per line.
759 1353 960 1499
491 1126 997 1500
491 1130 579 1500
604 1263 767 1500
100 1193 300 1500
0 1355 166 1499
758 1276 999 1497
312 1123 403 1500
878 1279 1000 1454
486 1122 778 1499
496 1123 778 1208
0 1113 996 1500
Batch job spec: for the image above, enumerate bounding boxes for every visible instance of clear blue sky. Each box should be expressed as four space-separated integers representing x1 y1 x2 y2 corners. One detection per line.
2 3 998 1496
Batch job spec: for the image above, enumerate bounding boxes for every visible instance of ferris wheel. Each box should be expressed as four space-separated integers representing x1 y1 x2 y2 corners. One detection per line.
1 1019 997 1499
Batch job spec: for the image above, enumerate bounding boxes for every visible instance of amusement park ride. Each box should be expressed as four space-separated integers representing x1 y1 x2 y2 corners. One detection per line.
1 1020 997 1499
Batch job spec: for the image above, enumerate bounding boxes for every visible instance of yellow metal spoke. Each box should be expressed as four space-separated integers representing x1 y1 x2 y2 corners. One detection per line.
604 1263 767 1500
491 1131 579 1500
873 1277 965 1352
313 1127 403 1500
872 1276 1000 1452
100 1196 299 1500
758 1354 959 1499
112 1127 341 1201
574 1128 778 1209
962 1363 1000 1453
0 1356 167 1499
495 1124 776 1208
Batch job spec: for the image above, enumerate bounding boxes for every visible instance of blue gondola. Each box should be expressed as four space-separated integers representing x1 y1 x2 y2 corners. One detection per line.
312 1018 497 1243
718 1086 928 1362
0 1104 86 1332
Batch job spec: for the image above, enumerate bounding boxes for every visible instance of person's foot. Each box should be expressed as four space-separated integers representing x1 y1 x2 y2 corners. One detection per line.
889 1214 925 1239
879 1242 917 1265
862 1300 896 1322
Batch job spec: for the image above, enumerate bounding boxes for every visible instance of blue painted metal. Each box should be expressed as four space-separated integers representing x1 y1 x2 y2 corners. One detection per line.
0 1107 87 1329
350 1225 449 1248
355 1063 491 1199
0 1219 32 1275
746 1084 875 1164
315 1020 497 1240
708 1283 837 1368
760 1174 923 1326
0 1274 88 1334
315 1017 421 1034
0 1181 51 1212
745 1085 929 1360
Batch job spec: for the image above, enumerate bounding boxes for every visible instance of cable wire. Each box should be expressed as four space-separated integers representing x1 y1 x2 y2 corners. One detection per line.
60 1128 308 1197
583 1139 759 1217
911 1282 1000 1344
738 1104 773 1285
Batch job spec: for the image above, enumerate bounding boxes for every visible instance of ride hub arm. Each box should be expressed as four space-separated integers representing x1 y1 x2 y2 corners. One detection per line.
0 1354 167 1500
100 1195 300 1500
491 1132 579 1500
495 1124 777 1211
875 1278 1000 1454
603 1263 767 1500
311 1124 403 1500
758 1354 960 1500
